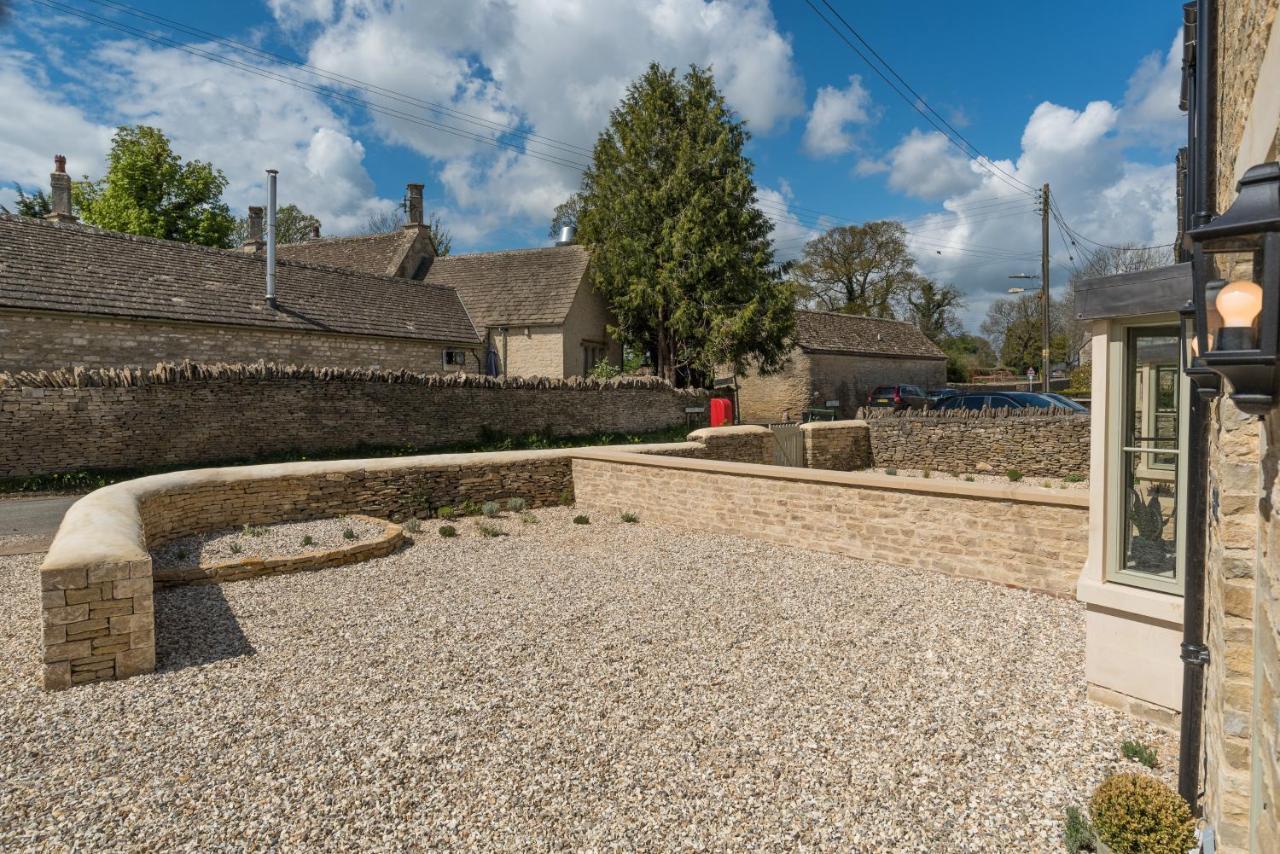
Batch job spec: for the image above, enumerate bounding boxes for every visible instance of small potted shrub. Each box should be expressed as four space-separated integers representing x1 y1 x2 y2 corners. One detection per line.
1089 773 1195 854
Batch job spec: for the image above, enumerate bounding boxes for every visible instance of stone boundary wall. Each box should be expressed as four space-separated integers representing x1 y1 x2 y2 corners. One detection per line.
862 412 1090 477
800 420 871 471
573 451 1089 598
0 362 712 478
37 426 769 690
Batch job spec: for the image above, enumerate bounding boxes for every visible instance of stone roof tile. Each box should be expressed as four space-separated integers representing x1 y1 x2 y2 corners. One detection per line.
420 245 590 328
795 310 946 360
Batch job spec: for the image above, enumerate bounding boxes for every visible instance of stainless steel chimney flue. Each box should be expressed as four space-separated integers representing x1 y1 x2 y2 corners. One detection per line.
556 225 576 246
265 169 278 308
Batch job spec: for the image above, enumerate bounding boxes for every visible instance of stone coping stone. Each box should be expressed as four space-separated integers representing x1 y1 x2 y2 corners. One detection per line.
798 419 868 432
571 448 1090 509
152 515 405 588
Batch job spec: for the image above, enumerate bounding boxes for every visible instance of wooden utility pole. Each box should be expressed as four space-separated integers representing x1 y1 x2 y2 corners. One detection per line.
1041 183 1051 392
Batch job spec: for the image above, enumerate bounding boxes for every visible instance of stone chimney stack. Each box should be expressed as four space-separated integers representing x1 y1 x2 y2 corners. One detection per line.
46 155 77 223
242 206 265 251
405 183 424 228
310 224 321 240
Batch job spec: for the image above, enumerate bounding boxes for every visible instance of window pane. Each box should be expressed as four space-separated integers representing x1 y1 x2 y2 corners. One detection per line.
1120 327 1180 582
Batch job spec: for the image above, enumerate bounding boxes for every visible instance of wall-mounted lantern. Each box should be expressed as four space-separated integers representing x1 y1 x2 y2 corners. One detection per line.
1180 299 1221 393
1186 162 1280 415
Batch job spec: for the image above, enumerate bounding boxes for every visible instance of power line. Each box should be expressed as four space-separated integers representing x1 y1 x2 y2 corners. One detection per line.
802 0 1037 200
31 0 593 173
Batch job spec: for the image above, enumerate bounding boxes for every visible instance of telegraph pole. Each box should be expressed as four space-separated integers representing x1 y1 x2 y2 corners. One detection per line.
1040 183 1051 392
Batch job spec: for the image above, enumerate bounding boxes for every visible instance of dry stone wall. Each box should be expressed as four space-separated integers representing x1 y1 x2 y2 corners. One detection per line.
0 363 710 478
863 411 1089 477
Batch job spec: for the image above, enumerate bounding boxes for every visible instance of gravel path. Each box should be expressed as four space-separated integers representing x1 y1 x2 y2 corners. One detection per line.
1 509 1172 850
151 515 385 568
878 468 1089 490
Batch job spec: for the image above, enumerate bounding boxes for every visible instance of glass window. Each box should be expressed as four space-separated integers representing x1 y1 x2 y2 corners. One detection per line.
1110 325 1184 593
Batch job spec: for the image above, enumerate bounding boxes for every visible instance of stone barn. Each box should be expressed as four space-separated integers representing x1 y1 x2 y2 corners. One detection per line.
734 310 946 422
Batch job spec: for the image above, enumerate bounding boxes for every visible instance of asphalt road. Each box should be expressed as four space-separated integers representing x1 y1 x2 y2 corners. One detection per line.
0 495 78 555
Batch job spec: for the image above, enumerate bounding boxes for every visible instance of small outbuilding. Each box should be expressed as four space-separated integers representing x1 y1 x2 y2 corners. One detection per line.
734 309 947 422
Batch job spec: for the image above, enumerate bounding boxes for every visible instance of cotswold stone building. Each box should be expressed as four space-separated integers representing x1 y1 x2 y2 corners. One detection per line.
734 310 946 422
0 178 619 379
0 211 483 375
274 184 620 379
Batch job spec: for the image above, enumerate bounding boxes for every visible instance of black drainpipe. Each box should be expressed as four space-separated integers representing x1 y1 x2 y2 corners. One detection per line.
1177 0 1217 814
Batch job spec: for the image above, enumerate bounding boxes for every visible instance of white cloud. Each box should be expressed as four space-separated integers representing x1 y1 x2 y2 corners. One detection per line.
757 183 822 261
802 75 872 157
885 130 983 200
1119 32 1185 146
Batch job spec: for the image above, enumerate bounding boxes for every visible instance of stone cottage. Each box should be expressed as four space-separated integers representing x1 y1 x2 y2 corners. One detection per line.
274 184 620 379
0 206 482 375
733 309 946 422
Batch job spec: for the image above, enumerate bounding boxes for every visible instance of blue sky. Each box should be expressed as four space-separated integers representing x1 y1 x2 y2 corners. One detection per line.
0 0 1185 329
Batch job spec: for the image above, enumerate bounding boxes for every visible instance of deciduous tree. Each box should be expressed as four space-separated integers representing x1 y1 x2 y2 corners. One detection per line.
791 221 920 318
231 203 321 246
366 207 452 256
905 278 964 343
575 63 792 385
73 125 236 248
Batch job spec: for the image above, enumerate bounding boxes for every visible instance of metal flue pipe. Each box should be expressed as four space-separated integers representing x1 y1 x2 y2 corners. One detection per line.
265 169 278 308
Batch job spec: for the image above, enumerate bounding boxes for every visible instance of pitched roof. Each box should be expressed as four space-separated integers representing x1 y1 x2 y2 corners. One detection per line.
419 245 590 328
0 215 479 344
794 310 946 360
274 229 420 277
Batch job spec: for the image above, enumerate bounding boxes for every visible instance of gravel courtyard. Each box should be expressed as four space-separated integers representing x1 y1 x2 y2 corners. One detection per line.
1 508 1172 850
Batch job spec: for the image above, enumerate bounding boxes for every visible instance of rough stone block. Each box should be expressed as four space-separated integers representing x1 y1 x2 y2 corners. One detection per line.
115 645 155 678
41 567 87 591
44 640 93 663
43 604 90 626
43 661 71 691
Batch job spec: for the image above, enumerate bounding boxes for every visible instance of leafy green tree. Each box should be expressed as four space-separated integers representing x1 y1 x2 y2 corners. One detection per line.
575 63 793 385
6 183 51 217
366 207 452 256
940 333 995 382
791 221 921 318
905 278 964 343
231 203 321 246
548 192 584 239
73 125 236 248
981 291 1070 373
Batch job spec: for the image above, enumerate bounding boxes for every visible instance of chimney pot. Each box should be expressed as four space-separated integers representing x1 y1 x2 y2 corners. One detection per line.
556 224 577 246
45 155 76 223
405 183 424 227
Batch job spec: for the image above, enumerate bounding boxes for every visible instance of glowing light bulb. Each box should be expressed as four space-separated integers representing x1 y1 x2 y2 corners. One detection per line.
1214 280 1263 350
1216 280 1263 327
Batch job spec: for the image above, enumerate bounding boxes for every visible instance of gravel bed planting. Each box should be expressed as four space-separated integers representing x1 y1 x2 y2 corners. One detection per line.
1 508 1171 850
151 515 385 568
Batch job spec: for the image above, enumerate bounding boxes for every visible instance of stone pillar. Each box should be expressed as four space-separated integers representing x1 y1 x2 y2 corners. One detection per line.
800 420 871 471
45 155 76 224
42 558 155 690
242 206 265 252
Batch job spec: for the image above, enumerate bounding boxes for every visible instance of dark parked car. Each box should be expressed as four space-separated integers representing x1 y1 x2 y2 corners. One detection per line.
934 391 1085 412
1040 392 1089 413
866 384 930 411
928 388 961 405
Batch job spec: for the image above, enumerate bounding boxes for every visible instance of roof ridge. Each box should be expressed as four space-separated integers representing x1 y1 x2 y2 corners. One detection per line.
798 308 916 327
277 230 412 248
0 214 459 296
437 244 587 260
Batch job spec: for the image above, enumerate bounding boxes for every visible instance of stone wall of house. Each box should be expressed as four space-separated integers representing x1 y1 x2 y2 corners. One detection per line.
863 412 1090 477
573 454 1090 598
735 352 813 423
0 309 483 375
0 363 710 478
495 325 565 378
1202 2 1280 848
38 427 778 690
801 420 871 471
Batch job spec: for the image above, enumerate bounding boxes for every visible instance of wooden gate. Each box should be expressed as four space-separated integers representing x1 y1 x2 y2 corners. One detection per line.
769 422 804 467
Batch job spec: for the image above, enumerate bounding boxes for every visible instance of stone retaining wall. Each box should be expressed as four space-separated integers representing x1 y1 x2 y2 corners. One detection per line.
0 363 710 478
38 426 769 690
865 413 1089 477
573 451 1090 598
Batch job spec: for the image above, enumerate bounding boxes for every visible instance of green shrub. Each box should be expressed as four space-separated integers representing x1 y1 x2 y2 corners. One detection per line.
1064 473 1086 483
436 506 455 520
521 511 538 524
243 524 266 537
458 499 481 517
559 489 575 506
477 523 506 538
921 468 932 479
301 535 314 547
1007 469 1024 482
342 527 356 541
621 512 639 523
403 518 422 533
573 514 590 525
963 475 975 482
229 542 243 555
481 501 501 518
438 525 458 538
1062 805 1096 853
1089 773 1195 854
1121 739 1159 769
507 497 527 513
884 468 897 476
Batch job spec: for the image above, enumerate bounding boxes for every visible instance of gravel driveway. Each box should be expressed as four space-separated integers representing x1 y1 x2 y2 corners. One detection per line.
0 509 1173 850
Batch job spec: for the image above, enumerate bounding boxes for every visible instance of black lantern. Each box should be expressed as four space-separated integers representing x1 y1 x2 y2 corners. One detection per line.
1186 162 1280 416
